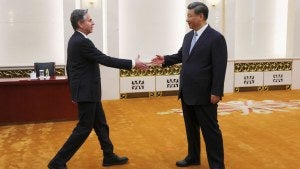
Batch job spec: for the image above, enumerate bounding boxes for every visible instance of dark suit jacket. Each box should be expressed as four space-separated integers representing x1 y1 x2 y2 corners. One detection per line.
164 25 227 105
66 31 132 102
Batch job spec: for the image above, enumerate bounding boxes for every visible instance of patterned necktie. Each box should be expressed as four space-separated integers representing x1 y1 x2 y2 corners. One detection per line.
189 31 198 54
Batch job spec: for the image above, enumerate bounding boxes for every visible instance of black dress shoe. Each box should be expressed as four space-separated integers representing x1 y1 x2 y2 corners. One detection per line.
102 153 129 166
48 163 67 169
176 157 200 167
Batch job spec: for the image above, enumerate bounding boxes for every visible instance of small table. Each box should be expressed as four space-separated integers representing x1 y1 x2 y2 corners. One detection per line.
0 77 77 124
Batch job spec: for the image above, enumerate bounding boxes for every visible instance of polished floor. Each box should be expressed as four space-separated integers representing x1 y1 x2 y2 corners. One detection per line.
0 90 300 169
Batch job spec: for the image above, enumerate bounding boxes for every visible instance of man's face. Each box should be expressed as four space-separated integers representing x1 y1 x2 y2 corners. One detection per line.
78 13 94 35
186 9 202 30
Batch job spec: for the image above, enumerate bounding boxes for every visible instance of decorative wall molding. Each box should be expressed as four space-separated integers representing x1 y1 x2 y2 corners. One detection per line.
234 61 293 92
234 61 292 72
234 85 291 92
0 66 65 78
121 61 295 97
120 65 181 99
120 90 178 99
120 64 181 77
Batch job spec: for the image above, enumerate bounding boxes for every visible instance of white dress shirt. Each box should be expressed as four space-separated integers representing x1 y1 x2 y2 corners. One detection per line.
194 23 208 42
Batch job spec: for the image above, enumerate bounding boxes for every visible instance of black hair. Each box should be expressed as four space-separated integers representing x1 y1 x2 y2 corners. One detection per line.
187 2 209 20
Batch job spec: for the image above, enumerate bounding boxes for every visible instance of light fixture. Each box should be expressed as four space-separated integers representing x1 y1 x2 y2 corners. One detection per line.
89 0 96 5
210 0 221 7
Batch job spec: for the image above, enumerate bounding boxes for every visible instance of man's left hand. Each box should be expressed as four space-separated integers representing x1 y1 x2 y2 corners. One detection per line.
211 95 220 104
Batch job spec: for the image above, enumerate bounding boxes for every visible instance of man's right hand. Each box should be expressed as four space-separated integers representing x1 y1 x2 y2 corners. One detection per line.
134 55 148 70
151 55 165 65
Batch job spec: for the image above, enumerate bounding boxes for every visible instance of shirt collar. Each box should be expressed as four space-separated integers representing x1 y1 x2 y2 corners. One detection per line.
77 30 88 38
194 23 208 37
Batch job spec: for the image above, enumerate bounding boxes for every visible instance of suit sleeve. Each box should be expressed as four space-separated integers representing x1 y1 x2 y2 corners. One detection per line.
163 47 183 67
80 38 132 70
211 34 228 97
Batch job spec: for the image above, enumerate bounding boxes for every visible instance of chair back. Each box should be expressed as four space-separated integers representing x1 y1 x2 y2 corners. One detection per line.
34 62 55 77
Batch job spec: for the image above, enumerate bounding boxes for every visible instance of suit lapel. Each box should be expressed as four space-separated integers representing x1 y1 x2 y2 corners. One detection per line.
186 31 194 53
183 31 194 62
188 25 211 58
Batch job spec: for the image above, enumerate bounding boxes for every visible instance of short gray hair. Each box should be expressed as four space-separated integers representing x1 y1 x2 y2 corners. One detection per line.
187 2 209 20
70 9 88 30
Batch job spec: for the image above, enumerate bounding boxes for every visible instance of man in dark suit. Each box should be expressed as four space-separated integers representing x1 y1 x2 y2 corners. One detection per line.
48 9 147 169
152 2 227 169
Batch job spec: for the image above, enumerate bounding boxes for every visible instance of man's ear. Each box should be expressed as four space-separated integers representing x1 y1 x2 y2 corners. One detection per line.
77 20 83 29
199 13 204 20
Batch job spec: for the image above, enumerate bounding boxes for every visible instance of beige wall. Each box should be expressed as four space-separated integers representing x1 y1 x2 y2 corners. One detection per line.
0 0 64 66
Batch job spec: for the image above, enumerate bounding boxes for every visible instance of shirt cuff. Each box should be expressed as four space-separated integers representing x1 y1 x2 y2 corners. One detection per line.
132 59 136 68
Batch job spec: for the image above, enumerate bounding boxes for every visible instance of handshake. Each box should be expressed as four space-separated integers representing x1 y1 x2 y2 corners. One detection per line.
134 55 165 70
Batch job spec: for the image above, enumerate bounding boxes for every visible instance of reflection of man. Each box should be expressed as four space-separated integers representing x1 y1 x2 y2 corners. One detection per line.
152 2 227 169
48 9 147 169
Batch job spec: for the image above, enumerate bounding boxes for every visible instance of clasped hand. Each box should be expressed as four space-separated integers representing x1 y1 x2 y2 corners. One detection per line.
151 55 165 65
134 55 148 70
134 54 165 70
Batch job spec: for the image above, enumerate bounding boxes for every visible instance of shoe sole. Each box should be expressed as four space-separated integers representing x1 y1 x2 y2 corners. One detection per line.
48 163 67 169
176 162 200 167
103 160 128 167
